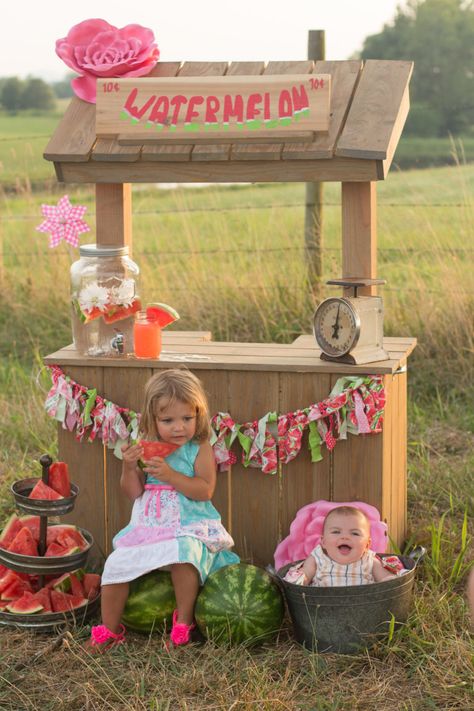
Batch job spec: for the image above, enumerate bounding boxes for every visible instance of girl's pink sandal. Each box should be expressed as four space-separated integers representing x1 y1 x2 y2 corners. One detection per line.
170 610 195 646
87 624 126 652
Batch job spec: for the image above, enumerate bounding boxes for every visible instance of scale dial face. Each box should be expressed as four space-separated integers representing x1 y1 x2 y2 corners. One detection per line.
313 297 360 357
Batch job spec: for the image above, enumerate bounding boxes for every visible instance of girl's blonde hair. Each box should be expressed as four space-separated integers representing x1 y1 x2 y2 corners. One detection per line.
140 369 211 443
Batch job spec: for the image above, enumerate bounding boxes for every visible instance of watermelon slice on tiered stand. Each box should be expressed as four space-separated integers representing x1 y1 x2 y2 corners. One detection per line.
32 587 53 612
48 462 71 498
8 527 39 556
50 590 88 612
29 479 64 501
145 303 180 329
6 591 44 614
0 514 23 549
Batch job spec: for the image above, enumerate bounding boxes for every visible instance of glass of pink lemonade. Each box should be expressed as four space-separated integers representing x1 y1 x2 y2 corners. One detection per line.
133 311 162 358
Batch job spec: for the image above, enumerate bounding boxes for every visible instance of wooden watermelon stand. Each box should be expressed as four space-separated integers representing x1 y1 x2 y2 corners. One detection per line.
43 59 415 566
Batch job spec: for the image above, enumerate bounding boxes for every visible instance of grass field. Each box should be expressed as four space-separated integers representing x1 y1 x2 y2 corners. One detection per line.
0 113 473 709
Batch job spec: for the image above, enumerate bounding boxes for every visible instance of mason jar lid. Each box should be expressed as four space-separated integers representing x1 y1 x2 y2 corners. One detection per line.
79 244 129 257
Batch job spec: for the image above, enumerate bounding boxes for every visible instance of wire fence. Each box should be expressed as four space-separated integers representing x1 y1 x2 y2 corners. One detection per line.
1 201 472 292
0 201 470 221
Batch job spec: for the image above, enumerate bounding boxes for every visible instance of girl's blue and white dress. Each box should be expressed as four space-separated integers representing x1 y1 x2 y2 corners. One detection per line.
102 440 239 585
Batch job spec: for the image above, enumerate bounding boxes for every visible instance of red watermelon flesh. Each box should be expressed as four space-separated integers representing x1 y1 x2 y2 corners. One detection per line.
0 570 23 594
0 569 32 591
82 573 101 600
81 306 103 324
145 302 180 329
103 299 142 324
32 587 52 612
69 574 85 597
29 479 64 501
0 514 22 549
8 527 38 556
1 578 31 601
48 462 71 498
46 524 81 546
55 528 88 551
19 516 41 542
139 440 180 460
45 542 80 557
50 590 88 612
6 591 44 614
0 601 8 610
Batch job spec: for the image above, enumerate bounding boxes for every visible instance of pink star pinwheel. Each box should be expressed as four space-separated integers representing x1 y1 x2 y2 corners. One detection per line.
36 195 90 248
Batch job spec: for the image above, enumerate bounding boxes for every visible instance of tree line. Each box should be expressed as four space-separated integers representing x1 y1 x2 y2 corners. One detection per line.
0 75 73 113
360 0 473 135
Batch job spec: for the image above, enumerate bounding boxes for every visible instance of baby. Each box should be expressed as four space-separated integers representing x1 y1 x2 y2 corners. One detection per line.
286 505 396 587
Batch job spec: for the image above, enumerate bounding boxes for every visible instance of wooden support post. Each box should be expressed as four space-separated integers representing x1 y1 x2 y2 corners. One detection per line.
305 30 325 293
95 183 132 252
341 182 377 296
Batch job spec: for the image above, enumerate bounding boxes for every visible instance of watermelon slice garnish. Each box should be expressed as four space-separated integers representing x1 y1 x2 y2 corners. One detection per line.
72 299 104 324
145 303 180 329
139 440 180 460
103 299 142 324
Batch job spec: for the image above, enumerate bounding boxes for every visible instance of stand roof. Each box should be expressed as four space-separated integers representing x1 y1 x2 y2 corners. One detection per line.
44 59 413 184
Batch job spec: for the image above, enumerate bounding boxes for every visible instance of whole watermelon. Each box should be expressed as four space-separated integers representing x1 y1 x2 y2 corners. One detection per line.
121 570 175 633
195 563 284 645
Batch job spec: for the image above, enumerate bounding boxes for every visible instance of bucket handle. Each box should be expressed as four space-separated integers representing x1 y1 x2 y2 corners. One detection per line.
265 564 287 593
408 545 426 564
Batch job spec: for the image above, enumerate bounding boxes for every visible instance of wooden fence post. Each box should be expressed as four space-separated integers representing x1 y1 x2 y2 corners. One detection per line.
305 30 325 293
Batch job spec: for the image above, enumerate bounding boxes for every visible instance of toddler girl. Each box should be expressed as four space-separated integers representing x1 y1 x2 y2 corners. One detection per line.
285 506 396 586
89 368 239 649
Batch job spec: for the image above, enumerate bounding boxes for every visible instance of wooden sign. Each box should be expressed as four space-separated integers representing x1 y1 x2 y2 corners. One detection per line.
96 75 330 144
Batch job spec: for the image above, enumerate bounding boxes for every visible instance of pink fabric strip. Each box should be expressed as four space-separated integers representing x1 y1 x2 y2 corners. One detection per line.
143 484 174 519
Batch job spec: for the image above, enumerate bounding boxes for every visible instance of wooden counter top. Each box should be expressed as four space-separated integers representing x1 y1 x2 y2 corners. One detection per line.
44 332 416 375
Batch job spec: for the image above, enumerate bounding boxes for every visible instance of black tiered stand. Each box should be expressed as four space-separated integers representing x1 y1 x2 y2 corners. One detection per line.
0 455 99 630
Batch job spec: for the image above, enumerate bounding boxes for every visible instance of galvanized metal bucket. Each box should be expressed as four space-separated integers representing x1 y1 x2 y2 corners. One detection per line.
11 478 79 516
0 527 94 575
277 551 423 654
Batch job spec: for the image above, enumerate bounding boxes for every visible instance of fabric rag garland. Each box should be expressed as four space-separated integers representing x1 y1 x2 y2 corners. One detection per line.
44 365 384 473
210 375 385 475
45 365 140 458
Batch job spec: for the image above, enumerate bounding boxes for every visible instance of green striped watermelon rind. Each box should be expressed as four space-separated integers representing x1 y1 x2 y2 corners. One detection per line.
121 570 175 633
195 563 284 646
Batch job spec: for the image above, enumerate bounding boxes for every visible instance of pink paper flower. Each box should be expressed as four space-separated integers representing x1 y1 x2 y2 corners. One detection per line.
36 195 90 248
56 19 160 103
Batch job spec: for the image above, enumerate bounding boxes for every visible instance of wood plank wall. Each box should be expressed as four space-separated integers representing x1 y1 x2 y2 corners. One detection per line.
58 365 407 566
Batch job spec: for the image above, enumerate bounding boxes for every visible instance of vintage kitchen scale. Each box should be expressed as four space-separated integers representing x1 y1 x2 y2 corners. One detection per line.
313 278 389 365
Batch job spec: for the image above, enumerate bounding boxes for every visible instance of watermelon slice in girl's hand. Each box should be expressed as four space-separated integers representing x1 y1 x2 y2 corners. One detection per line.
48 462 71 498
139 440 180 460
145 303 180 329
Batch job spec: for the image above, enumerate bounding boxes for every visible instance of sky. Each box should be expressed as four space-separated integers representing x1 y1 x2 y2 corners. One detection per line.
3 0 409 81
